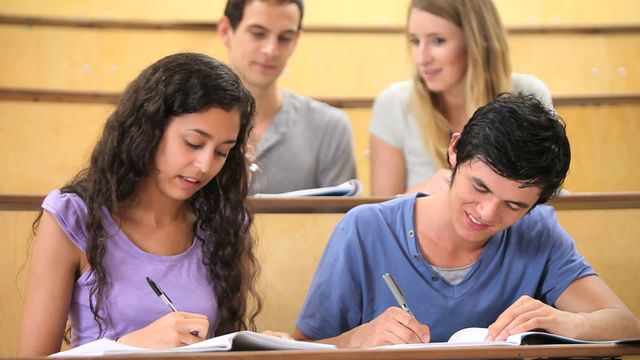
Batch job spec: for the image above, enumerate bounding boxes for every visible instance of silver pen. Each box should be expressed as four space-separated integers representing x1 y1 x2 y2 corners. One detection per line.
382 272 414 315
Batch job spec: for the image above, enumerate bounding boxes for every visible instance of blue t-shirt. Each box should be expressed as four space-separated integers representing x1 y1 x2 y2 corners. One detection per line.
296 194 595 342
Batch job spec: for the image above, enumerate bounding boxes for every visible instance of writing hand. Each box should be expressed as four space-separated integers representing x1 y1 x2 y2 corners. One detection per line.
341 307 430 348
117 311 209 349
487 295 582 341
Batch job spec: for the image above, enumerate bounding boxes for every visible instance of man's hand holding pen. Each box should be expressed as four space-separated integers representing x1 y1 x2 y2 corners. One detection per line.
330 273 430 348
335 307 430 348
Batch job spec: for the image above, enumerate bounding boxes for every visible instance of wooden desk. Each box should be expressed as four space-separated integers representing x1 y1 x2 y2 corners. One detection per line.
14 344 640 360
2 192 640 212
2 193 639 357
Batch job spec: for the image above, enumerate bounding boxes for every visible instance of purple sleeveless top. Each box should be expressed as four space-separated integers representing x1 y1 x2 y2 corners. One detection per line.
42 190 219 347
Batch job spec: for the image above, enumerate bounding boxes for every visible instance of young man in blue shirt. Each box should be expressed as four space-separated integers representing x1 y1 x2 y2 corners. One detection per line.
294 93 640 348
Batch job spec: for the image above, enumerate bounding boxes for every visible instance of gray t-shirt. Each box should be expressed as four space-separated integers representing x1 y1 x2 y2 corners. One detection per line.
251 90 356 194
368 73 553 189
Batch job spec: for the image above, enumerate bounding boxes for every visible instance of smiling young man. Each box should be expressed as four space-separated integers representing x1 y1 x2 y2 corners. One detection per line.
293 93 640 348
218 0 356 194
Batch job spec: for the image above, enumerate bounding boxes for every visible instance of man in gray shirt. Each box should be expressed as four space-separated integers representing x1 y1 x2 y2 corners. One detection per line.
218 0 356 194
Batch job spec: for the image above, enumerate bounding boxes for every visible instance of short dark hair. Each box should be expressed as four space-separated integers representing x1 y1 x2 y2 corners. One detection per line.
452 93 571 205
223 0 304 30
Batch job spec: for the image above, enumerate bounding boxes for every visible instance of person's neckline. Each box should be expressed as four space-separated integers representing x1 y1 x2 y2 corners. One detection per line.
103 207 199 259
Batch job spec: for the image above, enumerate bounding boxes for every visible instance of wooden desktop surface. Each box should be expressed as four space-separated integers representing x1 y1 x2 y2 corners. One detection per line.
2 192 640 212
3 193 639 358
15 343 640 360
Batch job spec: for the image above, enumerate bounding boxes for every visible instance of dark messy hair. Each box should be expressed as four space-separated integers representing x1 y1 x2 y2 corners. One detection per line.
223 0 304 30
34 52 260 338
452 93 571 206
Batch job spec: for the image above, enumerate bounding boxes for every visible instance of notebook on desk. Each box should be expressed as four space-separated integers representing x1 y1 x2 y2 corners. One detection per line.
50 331 335 357
254 179 362 197
372 327 640 350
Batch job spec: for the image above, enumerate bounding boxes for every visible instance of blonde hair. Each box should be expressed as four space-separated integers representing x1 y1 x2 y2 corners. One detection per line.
408 0 511 167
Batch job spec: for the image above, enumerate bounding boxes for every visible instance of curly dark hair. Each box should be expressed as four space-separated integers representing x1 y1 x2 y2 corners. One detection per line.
452 93 571 206
34 52 260 338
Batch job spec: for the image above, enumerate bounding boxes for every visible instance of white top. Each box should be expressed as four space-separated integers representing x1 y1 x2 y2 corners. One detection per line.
368 73 553 189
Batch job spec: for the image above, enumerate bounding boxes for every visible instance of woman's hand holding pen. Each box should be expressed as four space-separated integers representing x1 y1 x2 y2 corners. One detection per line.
116 311 209 349
337 307 430 348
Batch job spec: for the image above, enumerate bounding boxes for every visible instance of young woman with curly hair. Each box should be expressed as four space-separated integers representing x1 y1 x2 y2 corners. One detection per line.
18 52 274 355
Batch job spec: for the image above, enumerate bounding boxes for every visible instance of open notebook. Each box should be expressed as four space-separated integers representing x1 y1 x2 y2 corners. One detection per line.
254 179 362 197
373 327 640 350
50 331 335 357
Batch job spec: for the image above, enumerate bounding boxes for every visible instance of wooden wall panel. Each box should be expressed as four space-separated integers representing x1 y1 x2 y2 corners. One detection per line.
0 25 219 92
251 213 340 334
344 104 640 194
0 211 33 358
514 0 640 26
556 209 640 316
560 104 640 192
510 33 640 95
345 109 371 196
1 103 638 195
1 0 638 27
0 25 411 98
0 0 225 22
0 102 373 195
1 1 638 356
0 102 111 194
494 0 640 27
2 24 639 98
280 32 411 99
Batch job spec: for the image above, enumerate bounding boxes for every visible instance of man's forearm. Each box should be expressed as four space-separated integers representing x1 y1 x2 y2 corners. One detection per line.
574 307 640 340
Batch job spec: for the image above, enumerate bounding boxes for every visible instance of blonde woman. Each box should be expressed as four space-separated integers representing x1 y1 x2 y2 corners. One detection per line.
369 0 552 196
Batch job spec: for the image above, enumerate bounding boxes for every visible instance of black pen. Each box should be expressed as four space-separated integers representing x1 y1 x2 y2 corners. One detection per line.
146 277 200 337
146 276 178 312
